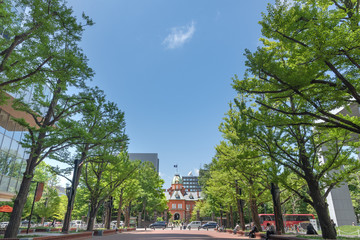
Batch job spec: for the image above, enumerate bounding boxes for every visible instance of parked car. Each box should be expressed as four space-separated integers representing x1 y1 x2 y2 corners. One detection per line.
0 222 9 229
21 220 35 227
43 221 52 227
200 221 218 229
187 221 202 230
149 221 167 229
111 220 125 227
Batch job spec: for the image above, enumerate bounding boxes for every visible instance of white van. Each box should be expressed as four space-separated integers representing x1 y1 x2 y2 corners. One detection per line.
70 220 83 227
187 221 202 230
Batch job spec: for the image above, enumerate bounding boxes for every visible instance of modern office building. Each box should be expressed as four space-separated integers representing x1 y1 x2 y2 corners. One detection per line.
182 174 201 192
0 92 37 201
129 153 159 173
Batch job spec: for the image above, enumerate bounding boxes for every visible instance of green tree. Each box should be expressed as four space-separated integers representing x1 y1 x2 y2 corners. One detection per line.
136 162 167 224
348 172 360 222
4 1 93 236
53 87 129 232
232 97 360 239
82 152 139 231
234 0 360 134
0 0 93 98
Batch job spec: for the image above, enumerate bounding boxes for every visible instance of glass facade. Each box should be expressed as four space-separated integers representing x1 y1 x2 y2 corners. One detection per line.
0 83 51 198
0 109 29 194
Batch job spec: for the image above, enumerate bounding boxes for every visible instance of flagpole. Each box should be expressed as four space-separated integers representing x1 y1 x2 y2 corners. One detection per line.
27 181 39 234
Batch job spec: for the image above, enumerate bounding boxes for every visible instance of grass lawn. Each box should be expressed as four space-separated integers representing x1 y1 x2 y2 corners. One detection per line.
336 225 360 236
294 225 360 239
297 236 358 239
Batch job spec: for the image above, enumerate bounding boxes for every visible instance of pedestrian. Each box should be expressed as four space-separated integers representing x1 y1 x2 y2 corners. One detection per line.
51 219 56 227
248 222 258 238
331 219 337 237
233 222 240 234
306 223 317 235
265 223 275 240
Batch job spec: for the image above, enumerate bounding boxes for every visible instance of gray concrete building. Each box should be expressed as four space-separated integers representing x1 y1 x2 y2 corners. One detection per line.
129 153 159 173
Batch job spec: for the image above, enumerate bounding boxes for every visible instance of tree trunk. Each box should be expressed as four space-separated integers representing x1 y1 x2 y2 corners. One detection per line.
164 210 167 222
249 198 261 231
237 199 245 230
104 202 110 229
62 162 83 233
226 212 230 228
138 211 142 227
124 202 131 227
235 181 246 230
307 177 337 239
154 210 157 222
117 189 123 228
4 173 33 238
229 205 234 228
86 203 100 231
271 183 285 234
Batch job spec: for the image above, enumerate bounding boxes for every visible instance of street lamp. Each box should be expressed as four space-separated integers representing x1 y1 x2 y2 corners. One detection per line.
62 159 82 233
66 186 72 199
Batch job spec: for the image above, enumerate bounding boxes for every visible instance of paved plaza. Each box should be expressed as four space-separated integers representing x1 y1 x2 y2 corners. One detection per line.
89 229 259 240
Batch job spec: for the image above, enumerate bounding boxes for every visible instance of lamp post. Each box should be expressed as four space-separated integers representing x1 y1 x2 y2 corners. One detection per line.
27 181 39 234
62 159 81 233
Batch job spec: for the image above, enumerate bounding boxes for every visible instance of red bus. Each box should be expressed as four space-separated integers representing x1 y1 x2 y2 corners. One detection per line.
259 214 315 230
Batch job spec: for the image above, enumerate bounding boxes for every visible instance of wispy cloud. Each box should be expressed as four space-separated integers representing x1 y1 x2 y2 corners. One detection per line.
163 21 196 49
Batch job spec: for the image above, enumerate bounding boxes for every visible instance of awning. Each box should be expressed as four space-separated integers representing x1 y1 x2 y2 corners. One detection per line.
0 205 13 212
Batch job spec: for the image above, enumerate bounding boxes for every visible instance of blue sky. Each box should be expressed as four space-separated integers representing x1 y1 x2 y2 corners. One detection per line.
65 0 273 188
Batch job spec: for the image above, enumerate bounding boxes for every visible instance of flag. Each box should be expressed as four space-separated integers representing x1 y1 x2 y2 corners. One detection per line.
35 182 44 202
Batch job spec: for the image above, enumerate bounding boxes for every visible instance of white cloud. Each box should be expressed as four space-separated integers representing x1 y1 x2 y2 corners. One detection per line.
162 21 196 49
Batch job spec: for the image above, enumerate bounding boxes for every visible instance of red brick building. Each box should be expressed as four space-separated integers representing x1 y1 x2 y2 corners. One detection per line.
165 174 202 223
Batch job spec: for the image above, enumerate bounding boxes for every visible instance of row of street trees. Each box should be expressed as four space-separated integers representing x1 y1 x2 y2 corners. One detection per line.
0 0 166 238
199 0 360 239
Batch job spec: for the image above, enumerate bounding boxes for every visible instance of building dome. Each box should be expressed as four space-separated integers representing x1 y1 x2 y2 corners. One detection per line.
172 174 183 184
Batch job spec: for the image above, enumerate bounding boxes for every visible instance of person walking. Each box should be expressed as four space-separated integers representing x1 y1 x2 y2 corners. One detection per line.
233 223 240 234
265 223 275 240
248 222 258 238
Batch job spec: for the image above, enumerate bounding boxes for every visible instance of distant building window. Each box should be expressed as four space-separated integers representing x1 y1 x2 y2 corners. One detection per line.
186 204 190 210
178 204 182 209
172 204 176 209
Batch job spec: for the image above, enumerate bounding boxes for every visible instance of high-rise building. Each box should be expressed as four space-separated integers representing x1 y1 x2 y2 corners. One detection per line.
129 153 159 173
182 175 201 192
